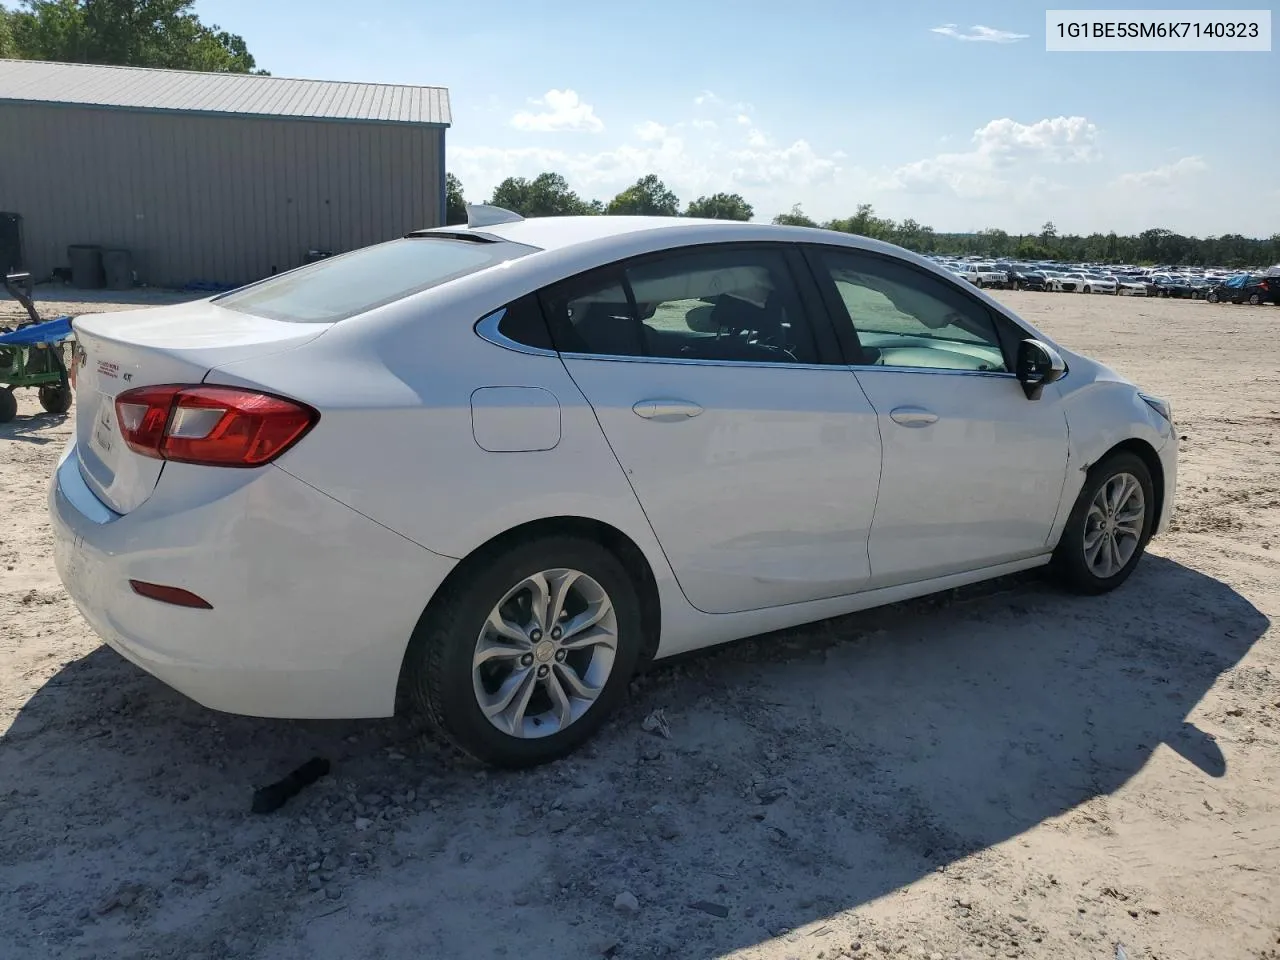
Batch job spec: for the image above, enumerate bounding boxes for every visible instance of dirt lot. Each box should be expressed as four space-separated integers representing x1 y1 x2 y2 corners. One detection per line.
2 287 1278 960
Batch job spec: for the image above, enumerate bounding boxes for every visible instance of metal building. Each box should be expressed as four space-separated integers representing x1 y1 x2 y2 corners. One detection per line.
0 59 451 288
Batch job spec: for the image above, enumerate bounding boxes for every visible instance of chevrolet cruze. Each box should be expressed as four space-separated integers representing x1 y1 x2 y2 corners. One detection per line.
51 209 1177 767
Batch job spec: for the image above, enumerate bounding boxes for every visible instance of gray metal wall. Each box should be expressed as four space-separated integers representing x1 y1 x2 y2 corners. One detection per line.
0 102 445 288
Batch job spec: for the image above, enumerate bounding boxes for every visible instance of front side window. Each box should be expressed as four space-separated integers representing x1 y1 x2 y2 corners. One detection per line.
540 246 821 365
813 248 1009 373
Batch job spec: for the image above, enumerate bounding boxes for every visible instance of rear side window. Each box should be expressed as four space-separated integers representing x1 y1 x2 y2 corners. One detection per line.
494 294 555 351
216 236 538 323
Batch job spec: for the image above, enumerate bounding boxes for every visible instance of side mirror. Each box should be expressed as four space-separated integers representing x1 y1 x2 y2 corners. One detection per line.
1016 338 1066 400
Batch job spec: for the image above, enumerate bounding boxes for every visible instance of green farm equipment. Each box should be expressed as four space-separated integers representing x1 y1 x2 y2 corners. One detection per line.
1 271 75 423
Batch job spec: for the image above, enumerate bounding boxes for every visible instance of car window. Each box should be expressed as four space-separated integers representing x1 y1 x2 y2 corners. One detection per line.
541 246 822 365
493 293 554 351
812 248 1010 373
216 236 538 323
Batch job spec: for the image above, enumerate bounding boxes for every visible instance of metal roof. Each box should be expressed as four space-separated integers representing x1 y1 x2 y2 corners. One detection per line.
0 59 451 126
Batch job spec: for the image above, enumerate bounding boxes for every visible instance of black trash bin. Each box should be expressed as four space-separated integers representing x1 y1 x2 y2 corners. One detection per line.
0 212 22 275
68 244 105 289
102 249 133 290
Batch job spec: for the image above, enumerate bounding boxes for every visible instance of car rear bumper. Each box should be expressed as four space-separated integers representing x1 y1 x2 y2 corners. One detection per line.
49 440 457 719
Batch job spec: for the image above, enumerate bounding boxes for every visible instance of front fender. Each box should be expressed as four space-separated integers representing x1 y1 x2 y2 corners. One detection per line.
1048 377 1176 547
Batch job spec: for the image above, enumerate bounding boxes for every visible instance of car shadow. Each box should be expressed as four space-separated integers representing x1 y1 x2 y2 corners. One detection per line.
0 409 68 443
0 555 1268 959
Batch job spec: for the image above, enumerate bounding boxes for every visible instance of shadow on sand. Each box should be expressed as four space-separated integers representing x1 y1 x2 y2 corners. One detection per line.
1 554 1268 959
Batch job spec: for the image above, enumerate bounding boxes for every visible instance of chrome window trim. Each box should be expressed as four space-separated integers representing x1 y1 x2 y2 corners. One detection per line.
854 365 1016 379
474 308 559 358
557 351 839 372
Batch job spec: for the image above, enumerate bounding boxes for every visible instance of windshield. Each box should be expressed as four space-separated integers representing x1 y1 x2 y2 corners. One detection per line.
215 236 540 323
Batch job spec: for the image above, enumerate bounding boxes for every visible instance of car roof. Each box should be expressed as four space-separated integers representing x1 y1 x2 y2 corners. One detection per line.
419 215 739 252
417 215 936 258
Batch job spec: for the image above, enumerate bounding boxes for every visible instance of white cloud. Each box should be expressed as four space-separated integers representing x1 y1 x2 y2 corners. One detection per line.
634 120 667 142
931 23 1029 43
1116 156 1208 188
453 95 846 217
879 116 1100 199
728 140 838 189
510 89 604 133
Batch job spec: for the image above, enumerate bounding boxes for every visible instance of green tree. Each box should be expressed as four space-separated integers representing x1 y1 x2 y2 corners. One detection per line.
445 173 467 225
607 174 679 216
0 6 16 57
489 172 597 217
684 192 753 221
7 0 263 72
772 204 817 227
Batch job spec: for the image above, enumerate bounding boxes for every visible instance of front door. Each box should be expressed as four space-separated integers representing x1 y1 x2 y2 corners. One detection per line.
540 244 882 615
807 245 1070 586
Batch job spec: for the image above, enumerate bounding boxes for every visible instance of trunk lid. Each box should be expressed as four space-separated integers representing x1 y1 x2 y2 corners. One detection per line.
72 299 327 514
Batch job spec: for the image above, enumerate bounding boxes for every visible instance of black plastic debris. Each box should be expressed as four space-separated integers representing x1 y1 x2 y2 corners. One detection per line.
251 757 331 814
688 900 729 918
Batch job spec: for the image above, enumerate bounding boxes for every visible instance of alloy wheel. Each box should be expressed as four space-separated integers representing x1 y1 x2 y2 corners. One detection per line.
471 568 618 739
1082 472 1146 579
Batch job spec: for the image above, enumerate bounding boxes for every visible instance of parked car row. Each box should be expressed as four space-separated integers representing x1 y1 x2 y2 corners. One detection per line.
931 256 1278 305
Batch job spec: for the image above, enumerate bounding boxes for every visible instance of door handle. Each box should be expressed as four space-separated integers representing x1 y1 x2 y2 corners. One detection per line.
889 406 938 427
632 399 704 421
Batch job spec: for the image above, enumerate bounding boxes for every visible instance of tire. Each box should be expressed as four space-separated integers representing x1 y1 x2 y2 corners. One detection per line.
1052 451 1156 595
38 383 73 415
404 534 644 768
1083 286 1092 295
0 387 15 424
1207 291 1219 303
1248 293 1261 306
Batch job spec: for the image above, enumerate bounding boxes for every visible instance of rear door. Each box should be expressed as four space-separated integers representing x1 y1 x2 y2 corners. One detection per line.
541 243 883 615
805 245 1070 586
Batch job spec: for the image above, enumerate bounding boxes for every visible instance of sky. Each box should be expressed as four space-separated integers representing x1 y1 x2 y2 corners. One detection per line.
193 0 1278 237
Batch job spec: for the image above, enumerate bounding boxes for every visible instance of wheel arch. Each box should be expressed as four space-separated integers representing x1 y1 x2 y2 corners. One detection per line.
1092 438 1165 540
395 515 662 711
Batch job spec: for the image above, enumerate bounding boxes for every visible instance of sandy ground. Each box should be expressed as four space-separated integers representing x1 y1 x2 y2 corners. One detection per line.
2 287 1278 960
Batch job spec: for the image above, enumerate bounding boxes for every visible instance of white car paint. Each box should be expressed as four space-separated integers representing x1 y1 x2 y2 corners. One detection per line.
50 216 1178 719
956 265 1007 287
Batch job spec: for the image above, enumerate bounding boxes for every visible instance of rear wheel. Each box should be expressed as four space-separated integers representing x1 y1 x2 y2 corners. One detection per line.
38 383 73 414
0 387 15 423
404 535 644 768
1248 293 1262 306
1053 452 1155 595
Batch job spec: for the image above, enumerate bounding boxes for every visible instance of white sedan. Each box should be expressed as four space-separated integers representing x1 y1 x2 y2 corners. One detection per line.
51 210 1178 768
1080 275 1118 294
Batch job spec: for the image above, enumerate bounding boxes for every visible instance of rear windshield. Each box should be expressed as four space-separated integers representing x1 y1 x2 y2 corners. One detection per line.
214 236 538 323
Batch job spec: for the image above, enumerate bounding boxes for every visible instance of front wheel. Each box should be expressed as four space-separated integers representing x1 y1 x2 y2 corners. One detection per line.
404 535 644 768
1207 291 1219 303
1052 452 1155 595
0 387 16 423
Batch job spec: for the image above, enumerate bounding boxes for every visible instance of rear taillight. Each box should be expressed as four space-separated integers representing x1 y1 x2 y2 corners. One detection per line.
114 385 317 467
